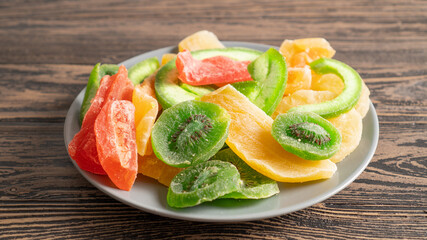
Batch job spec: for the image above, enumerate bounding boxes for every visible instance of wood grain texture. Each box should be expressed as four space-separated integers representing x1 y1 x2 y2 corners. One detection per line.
0 0 426 239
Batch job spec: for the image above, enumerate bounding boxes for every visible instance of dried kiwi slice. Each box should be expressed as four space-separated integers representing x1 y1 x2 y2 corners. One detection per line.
151 100 231 168
272 112 342 160
213 149 279 199
167 160 241 208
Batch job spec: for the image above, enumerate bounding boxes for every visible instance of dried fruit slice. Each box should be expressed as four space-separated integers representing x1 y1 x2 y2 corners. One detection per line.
272 90 337 119
151 100 231 168
80 63 119 124
167 160 241 208
178 30 225 52
138 153 183 186
284 66 312 95
328 109 363 163
201 85 337 182
280 38 335 67
155 47 261 109
161 53 177 66
132 84 159 156
354 81 371 118
271 89 363 163
232 48 288 115
288 58 363 119
69 66 134 175
272 112 341 160
311 73 344 95
137 72 162 112
213 149 279 199
176 50 252 86
128 57 159 85
311 73 371 118
94 100 137 191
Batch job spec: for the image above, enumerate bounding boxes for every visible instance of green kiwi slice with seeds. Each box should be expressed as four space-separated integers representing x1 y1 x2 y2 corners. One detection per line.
167 160 241 208
151 100 231 168
272 112 342 160
213 149 279 199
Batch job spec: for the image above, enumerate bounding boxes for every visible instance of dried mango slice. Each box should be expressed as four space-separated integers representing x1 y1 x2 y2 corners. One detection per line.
138 153 183 187
201 85 337 182
178 30 225 52
132 84 159 156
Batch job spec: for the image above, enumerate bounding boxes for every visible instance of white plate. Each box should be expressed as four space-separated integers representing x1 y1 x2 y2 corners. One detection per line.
64 42 379 222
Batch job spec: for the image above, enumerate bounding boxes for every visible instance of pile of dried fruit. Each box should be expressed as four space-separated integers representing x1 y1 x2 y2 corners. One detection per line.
68 30 370 208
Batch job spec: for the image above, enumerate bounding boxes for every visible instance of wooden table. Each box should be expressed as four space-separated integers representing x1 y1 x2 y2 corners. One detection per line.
1 0 426 239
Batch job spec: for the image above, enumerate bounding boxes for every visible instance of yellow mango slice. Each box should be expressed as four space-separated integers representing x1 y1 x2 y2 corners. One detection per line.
178 30 225 52
285 66 312 95
138 153 183 186
201 85 337 182
161 53 177 66
132 84 159 156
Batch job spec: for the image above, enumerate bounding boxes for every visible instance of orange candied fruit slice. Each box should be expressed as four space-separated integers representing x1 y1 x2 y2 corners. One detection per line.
280 38 336 67
201 85 337 182
132 83 159 156
284 66 312 95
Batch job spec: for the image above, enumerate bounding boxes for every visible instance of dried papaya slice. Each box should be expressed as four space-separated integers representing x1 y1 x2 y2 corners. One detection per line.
94 100 138 191
176 50 252 86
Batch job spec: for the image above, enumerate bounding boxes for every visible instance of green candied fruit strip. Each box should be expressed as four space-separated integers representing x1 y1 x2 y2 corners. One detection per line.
151 100 231 168
233 48 288 116
288 58 362 119
128 57 159 85
180 83 215 96
167 160 241 208
213 149 279 199
272 112 342 160
79 63 119 124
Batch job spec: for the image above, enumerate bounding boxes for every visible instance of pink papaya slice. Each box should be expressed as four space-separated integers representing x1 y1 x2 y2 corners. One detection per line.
95 100 137 191
176 50 252 86
68 66 134 175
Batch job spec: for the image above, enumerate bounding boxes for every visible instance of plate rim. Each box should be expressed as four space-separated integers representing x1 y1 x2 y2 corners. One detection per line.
64 42 379 222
